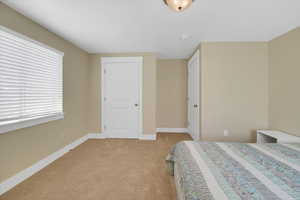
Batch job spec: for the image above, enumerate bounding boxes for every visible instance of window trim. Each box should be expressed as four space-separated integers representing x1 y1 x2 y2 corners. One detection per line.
0 25 64 56
0 113 64 134
0 26 64 134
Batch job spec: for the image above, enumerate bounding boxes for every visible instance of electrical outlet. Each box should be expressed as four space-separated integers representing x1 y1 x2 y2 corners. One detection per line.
224 130 229 137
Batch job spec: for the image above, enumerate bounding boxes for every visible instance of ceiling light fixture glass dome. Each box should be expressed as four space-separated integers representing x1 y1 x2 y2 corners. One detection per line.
163 0 194 12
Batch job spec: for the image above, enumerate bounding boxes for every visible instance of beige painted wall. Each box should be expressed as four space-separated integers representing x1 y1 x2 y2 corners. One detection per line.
87 53 157 135
0 3 90 182
200 42 269 142
269 27 300 136
1 0 298 186
157 59 187 128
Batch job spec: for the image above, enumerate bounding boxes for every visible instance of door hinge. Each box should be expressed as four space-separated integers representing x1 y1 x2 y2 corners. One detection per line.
104 97 107 101
104 69 107 74
104 125 107 130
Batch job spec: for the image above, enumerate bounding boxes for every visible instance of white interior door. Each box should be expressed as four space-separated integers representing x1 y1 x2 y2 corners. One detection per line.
187 50 200 140
101 57 142 138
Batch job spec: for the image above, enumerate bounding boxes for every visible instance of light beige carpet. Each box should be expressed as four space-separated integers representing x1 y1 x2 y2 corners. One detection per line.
1 133 191 200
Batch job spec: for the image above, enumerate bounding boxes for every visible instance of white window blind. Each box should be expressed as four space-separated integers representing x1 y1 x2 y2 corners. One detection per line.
0 26 64 134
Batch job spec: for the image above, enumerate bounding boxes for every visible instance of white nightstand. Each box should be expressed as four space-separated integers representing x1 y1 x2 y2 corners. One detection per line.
256 130 300 144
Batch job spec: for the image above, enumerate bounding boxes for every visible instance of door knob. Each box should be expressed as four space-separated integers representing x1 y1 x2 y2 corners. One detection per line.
134 103 139 107
193 104 198 108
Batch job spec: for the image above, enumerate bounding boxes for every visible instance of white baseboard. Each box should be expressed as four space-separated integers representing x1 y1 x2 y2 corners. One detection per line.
0 132 157 195
156 128 188 133
89 133 157 141
139 134 156 140
0 134 89 196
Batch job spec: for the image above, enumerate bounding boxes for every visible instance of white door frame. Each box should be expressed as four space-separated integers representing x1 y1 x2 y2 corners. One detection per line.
187 50 200 140
101 57 143 138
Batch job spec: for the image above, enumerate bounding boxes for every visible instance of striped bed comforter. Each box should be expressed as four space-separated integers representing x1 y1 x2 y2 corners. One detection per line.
166 141 300 200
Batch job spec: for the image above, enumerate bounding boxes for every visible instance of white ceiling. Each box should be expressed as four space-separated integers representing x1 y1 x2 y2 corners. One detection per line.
2 0 300 59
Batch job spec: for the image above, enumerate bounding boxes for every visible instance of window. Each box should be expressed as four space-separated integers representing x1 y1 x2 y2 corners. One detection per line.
0 26 64 134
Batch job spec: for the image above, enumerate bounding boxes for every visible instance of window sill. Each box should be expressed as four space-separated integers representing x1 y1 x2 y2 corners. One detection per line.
0 114 64 135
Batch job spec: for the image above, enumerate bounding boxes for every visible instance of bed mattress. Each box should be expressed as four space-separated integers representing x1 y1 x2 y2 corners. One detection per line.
166 141 300 200
174 162 186 200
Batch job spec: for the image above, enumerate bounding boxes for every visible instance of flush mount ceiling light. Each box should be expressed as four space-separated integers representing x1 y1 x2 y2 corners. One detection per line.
163 0 194 12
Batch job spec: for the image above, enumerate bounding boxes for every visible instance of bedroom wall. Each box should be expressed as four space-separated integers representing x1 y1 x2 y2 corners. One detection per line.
87 53 157 135
200 42 269 142
156 59 187 129
0 3 90 182
269 27 300 137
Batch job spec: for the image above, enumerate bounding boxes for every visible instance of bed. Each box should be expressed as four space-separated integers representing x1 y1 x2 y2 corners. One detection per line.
166 141 300 200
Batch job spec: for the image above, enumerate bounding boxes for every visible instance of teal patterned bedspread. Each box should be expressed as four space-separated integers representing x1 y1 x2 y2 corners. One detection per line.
166 141 300 200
